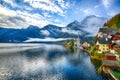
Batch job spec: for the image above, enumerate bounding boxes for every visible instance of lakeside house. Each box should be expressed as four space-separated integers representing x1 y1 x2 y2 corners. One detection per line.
99 27 118 35
95 37 112 54
91 14 120 79
91 26 120 79
82 42 90 48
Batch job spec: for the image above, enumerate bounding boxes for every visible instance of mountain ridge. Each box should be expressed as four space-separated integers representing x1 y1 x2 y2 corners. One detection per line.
0 15 107 43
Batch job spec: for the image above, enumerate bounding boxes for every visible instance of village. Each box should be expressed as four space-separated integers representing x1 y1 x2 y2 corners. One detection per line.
64 14 120 80
91 25 120 80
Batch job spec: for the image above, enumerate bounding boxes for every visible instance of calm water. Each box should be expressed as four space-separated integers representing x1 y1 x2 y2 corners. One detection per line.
0 43 102 80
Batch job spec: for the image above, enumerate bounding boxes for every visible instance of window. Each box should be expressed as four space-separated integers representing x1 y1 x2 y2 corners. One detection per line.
103 48 105 50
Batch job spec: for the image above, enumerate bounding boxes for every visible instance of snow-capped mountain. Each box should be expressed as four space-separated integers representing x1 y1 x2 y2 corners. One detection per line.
0 15 107 43
81 15 107 36
67 15 107 36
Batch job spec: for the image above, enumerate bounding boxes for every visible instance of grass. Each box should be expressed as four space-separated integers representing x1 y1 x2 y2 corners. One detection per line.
113 70 120 78
117 53 120 56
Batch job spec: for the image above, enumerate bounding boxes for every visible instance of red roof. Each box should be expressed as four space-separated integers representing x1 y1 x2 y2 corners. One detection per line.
105 55 116 60
111 35 120 41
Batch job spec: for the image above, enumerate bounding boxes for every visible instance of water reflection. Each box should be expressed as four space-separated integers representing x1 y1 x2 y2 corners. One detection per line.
75 47 80 60
0 43 102 80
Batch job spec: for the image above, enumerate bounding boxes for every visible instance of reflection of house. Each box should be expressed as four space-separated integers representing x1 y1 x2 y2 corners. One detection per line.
110 67 120 72
102 60 120 76
96 37 112 53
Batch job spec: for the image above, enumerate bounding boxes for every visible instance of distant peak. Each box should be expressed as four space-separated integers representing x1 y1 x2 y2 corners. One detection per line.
45 24 57 27
73 20 79 23
85 15 102 19
42 24 61 30
29 25 38 27
88 15 97 17
72 20 80 24
27 25 39 29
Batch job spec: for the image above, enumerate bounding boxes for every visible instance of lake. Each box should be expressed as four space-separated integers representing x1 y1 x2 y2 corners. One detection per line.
0 43 102 80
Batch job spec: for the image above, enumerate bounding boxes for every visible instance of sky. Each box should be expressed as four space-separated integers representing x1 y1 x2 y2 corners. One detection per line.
0 0 120 28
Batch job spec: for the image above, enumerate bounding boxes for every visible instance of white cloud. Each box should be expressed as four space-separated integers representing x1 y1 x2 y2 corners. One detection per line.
61 28 81 35
24 37 72 42
102 0 113 8
108 10 118 16
24 0 69 16
83 9 91 15
94 5 100 8
3 0 32 11
41 30 50 36
0 5 16 16
3 0 16 7
0 5 49 28
82 8 100 16
0 0 70 28
43 12 51 18
57 0 70 9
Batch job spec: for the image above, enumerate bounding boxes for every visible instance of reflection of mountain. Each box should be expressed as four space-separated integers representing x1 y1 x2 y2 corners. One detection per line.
0 15 107 43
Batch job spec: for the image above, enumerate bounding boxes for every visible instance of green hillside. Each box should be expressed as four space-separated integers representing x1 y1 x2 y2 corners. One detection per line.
105 14 120 29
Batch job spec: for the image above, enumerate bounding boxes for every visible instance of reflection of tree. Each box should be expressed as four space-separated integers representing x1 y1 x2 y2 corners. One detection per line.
91 59 102 74
68 47 81 66
97 66 102 74
69 47 74 53
64 39 75 47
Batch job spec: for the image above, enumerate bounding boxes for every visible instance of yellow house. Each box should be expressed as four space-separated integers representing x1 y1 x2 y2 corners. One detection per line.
96 37 112 54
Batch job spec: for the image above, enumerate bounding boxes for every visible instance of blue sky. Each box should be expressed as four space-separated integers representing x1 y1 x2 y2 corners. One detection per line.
0 0 120 28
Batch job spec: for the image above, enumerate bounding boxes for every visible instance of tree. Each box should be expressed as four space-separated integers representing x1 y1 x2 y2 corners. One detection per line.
116 17 120 29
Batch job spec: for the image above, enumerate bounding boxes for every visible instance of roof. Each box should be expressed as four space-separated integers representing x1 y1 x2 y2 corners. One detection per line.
99 28 118 34
97 37 112 44
111 35 120 41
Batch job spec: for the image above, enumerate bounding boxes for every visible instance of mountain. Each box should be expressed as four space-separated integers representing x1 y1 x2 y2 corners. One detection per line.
0 26 45 42
67 20 82 30
0 15 107 43
67 15 107 36
41 25 62 38
104 14 120 29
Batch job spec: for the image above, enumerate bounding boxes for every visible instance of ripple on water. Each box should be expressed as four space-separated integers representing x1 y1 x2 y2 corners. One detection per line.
0 44 102 80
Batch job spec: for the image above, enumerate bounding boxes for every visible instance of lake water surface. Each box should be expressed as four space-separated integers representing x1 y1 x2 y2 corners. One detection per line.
0 43 102 80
